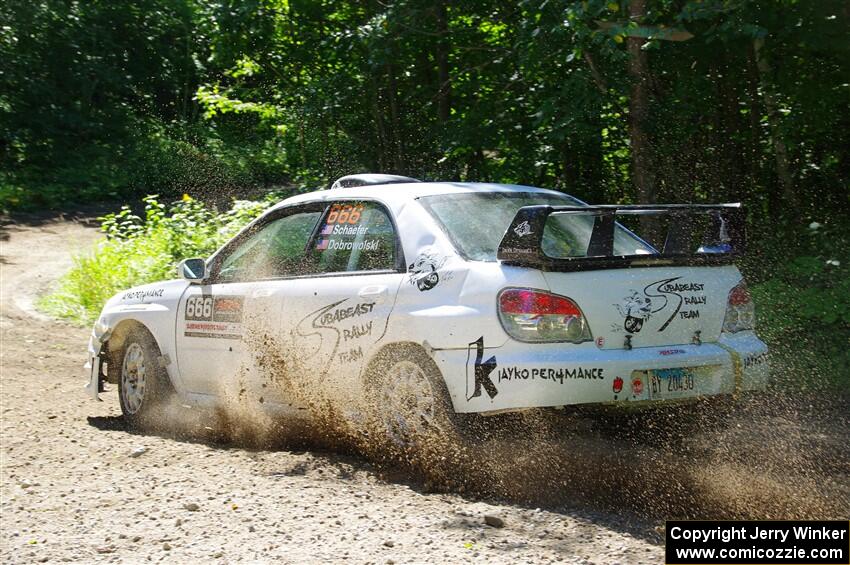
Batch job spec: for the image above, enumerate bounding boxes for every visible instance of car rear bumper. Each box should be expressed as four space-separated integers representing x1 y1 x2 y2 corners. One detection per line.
433 331 769 414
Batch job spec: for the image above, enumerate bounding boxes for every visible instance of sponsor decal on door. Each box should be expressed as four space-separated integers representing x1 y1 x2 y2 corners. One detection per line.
183 295 244 339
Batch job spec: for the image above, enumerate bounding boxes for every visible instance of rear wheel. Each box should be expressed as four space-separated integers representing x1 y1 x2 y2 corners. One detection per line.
114 328 173 429
365 344 459 450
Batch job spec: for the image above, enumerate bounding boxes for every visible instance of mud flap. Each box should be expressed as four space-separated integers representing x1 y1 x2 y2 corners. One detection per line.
84 339 106 401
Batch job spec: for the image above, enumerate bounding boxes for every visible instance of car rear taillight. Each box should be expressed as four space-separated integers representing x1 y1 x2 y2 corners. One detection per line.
722 280 755 333
498 288 593 343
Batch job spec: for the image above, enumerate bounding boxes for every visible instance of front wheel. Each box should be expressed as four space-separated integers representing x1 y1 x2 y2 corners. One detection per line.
114 328 173 429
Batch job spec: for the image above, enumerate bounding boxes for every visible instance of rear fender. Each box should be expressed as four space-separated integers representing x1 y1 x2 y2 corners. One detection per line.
388 261 548 352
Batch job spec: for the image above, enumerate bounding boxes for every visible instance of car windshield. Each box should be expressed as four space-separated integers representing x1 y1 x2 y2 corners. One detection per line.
418 191 655 261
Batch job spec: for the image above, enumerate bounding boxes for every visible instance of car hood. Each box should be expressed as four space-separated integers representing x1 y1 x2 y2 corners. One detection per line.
101 279 189 312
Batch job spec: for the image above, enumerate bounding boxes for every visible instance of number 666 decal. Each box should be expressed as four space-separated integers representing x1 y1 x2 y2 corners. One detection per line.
185 295 214 321
326 203 364 225
185 294 244 323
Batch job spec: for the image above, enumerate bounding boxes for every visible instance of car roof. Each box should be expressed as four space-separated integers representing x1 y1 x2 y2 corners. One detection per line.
270 182 572 211
329 173 421 189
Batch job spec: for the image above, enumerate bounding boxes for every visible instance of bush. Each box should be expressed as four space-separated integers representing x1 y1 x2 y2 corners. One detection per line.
40 195 271 323
0 152 129 212
748 222 850 391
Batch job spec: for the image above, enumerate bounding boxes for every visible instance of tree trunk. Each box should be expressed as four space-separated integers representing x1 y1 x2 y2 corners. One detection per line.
298 108 308 171
753 37 795 210
627 0 655 232
435 1 451 123
583 51 608 94
744 45 764 199
560 141 579 192
371 83 388 171
713 56 747 203
582 116 605 203
386 64 405 171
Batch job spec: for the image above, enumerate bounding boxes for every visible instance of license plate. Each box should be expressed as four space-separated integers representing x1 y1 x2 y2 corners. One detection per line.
648 367 699 400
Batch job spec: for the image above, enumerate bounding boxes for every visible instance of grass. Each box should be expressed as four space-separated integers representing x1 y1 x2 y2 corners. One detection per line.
38 195 271 324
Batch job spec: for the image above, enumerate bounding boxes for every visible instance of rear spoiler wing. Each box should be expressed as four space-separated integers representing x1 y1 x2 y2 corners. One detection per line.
497 203 745 272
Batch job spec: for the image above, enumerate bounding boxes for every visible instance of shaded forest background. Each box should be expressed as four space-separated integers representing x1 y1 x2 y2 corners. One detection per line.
3 0 848 212
2 0 849 386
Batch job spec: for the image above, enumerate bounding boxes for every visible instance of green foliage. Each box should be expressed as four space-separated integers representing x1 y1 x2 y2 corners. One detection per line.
3 0 848 214
749 223 850 391
40 195 270 323
0 0 288 212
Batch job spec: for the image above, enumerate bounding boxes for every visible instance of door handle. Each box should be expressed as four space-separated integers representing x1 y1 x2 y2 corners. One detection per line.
252 288 273 298
358 285 388 304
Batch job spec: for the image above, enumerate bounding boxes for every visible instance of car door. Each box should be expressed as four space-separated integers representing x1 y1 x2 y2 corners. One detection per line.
273 200 406 412
175 205 325 399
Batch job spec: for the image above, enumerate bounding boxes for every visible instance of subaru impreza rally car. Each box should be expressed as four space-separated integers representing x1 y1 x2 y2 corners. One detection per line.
85 174 769 441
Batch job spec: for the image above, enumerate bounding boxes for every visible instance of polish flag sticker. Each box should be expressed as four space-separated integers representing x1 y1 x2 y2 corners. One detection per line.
613 376 624 394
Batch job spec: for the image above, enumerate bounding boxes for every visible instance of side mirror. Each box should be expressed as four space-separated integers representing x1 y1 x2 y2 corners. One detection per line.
177 258 207 283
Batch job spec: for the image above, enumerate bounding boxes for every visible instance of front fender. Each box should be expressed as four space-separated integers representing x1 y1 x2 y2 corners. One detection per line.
84 280 188 400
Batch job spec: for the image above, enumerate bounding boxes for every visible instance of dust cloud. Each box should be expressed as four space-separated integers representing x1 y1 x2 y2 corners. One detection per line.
453 395 850 520
146 322 849 524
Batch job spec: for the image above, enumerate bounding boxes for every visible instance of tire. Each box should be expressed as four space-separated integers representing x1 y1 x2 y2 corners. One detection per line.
364 344 461 450
114 328 174 429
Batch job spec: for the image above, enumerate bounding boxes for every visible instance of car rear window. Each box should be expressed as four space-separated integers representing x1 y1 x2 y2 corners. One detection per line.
419 192 654 261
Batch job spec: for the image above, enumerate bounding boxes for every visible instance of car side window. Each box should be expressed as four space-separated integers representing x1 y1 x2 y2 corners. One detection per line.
216 211 321 282
308 202 397 274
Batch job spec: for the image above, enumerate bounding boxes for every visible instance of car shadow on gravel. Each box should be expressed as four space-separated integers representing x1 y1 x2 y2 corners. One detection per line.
83 413 667 545
85 391 850 548
85 417 664 543
87 415 129 431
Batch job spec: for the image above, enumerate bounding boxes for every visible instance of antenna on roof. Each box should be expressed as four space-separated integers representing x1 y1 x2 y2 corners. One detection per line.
329 174 422 190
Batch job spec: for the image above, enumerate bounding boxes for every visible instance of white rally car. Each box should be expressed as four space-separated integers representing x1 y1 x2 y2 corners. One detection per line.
85 174 769 441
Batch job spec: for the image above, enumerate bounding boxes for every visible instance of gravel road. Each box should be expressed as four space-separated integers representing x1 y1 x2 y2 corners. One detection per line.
0 214 664 563
1 213 847 564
